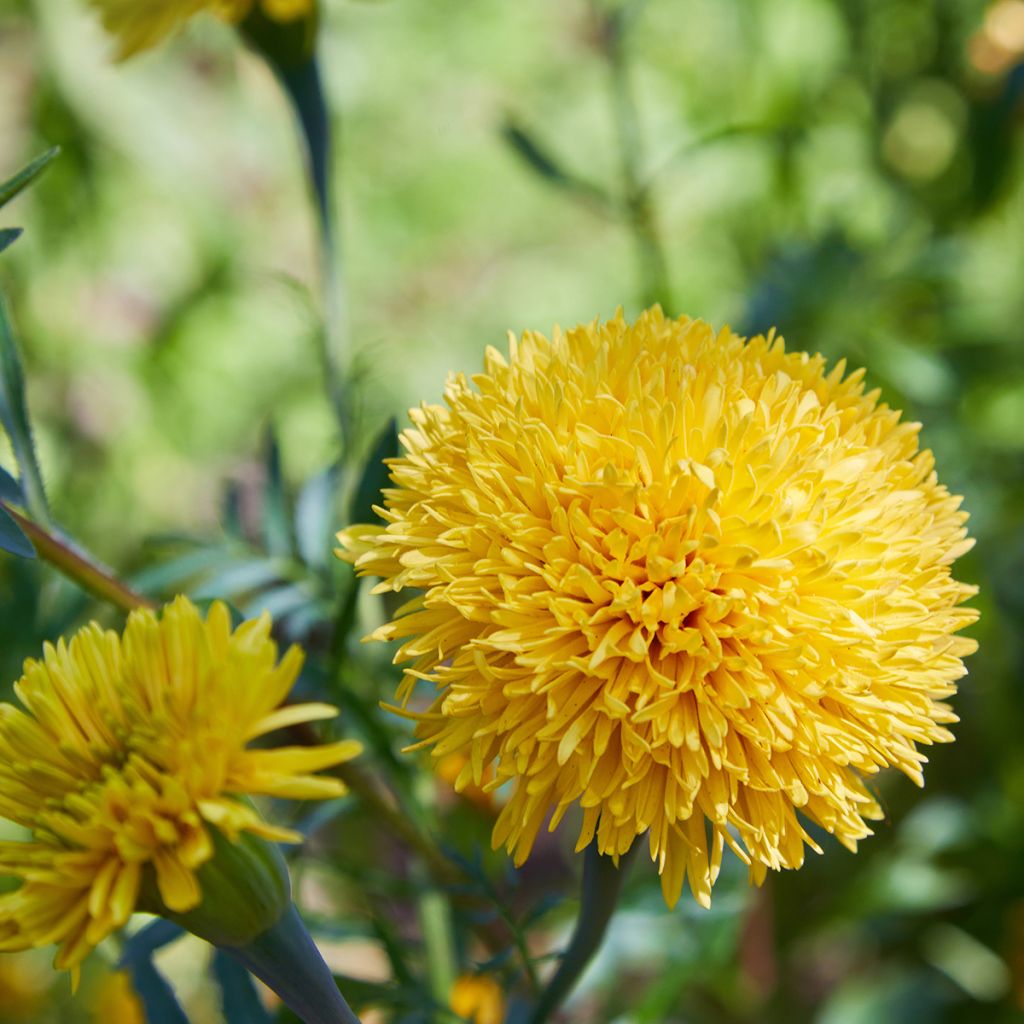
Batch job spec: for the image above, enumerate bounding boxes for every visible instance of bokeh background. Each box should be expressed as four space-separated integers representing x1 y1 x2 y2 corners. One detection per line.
0 0 1022 1021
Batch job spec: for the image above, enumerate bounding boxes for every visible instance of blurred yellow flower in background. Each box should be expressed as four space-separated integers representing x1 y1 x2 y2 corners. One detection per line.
450 973 504 1024
0 596 360 971
87 0 315 59
91 970 144 1024
0 953 47 1021
339 308 979 908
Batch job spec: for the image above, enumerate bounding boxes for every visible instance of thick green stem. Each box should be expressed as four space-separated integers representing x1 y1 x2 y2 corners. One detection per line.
526 840 640 1024
1 502 154 614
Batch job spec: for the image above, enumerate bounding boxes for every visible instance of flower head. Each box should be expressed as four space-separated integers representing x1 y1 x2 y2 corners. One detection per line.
450 973 504 1024
0 596 360 969
88 0 315 59
338 309 978 908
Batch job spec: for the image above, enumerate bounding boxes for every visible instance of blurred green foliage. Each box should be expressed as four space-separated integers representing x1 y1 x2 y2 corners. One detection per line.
0 0 1022 1021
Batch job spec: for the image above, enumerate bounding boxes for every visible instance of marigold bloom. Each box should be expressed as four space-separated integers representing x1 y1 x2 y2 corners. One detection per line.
88 0 314 59
338 309 979 908
0 596 360 970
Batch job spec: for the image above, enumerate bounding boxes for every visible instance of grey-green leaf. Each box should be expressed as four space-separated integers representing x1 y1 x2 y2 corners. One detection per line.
349 417 398 526
0 465 23 504
0 148 60 211
0 504 35 558
213 949 272 1024
0 229 22 255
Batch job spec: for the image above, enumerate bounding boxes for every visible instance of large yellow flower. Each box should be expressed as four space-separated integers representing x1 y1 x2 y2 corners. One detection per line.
0 596 360 970
338 308 978 908
88 0 314 59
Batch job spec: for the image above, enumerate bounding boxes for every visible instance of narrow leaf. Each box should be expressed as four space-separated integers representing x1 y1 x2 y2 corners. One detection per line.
349 417 398 526
0 229 22 255
0 148 60 211
120 921 190 1024
0 504 34 558
261 429 292 557
0 294 50 524
502 119 615 214
0 465 23 504
295 462 342 569
213 949 272 1024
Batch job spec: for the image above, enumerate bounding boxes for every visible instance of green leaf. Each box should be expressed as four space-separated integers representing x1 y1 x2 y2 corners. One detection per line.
0 294 50 525
0 148 60 211
213 950 272 1024
0 229 22 255
295 462 342 569
349 417 398 526
0 465 23 505
262 429 292 557
119 921 191 1024
501 119 615 214
0 505 34 559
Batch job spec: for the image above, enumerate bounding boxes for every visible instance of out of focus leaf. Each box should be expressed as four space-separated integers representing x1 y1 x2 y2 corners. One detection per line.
502 119 615 214
0 228 22 254
213 949 273 1024
0 505 34 558
262 429 292 557
120 920 190 1024
296 462 342 569
191 558 286 601
349 418 398 526
0 147 59 210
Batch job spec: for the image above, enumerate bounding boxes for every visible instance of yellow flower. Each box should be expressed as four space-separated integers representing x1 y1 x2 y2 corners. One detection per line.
0 596 360 970
87 0 315 59
91 970 144 1024
450 973 505 1024
338 308 978 908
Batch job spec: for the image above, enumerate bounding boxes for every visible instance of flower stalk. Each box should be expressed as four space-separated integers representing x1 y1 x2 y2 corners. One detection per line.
526 840 640 1024
227 904 362 1024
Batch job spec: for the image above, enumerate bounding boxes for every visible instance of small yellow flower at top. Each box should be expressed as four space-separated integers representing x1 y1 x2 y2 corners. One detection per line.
87 0 315 59
0 596 361 972
450 973 504 1024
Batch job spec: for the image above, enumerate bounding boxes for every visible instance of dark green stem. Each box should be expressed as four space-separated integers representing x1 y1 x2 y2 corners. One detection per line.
227 903 362 1024
526 840 640 1024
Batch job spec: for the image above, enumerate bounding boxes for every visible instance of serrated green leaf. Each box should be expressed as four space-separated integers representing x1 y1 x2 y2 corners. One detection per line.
0 148 59 211
0 294 50 525
0 229 22 255
213 949 272 1024
0 505 34 559
349 417 398 526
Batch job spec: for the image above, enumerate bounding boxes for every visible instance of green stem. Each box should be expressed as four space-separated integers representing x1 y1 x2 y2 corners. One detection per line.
526 840 640 1024
1 502 154 614
227 903 362 1024
601 2 672 312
